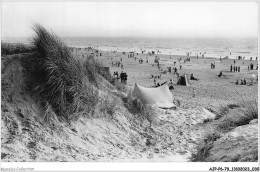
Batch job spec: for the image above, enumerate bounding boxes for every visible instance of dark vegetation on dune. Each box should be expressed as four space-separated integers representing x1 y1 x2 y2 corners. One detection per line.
2 24 118 123
191 99 258 162
1 42 34 56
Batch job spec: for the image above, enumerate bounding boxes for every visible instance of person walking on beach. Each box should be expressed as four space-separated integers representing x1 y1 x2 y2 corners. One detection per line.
230 64 233 72
121 63 124 70
235 66 238 72
238 66 240 72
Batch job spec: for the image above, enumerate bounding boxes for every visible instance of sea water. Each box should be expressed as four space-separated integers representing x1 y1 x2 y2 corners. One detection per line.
3 37 258 60
63 37 258 60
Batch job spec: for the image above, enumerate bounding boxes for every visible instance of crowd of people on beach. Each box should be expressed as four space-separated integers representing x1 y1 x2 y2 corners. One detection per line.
113 71 128 84
112 61 124 70
107 48 258 94
230 64 240 72
235 79 247 85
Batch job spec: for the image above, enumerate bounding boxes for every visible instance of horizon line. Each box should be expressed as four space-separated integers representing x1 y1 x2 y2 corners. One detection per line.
2 35 258 40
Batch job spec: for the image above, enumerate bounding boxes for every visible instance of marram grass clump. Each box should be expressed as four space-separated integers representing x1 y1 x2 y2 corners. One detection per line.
31 24 87 121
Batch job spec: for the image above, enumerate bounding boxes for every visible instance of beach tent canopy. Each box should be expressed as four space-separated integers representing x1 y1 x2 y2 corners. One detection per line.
128 84 176 109
177 74 191 86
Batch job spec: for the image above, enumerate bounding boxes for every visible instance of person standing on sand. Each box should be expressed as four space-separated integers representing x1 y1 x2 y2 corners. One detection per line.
244 78 246 85
230 64 233 72
120 71 124 83
235 66 238 72
251 63 254 70
124 73 128 84
233 65 235 72
238 66 240 72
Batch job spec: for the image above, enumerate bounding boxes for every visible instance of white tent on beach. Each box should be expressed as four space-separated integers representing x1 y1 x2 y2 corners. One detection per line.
128 84 176 109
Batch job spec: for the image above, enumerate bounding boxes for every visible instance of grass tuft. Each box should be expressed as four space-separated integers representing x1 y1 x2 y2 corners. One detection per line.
31 24 85 121
191 131 221 162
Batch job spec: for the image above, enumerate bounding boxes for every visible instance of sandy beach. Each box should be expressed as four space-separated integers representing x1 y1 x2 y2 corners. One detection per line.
74 48 258 109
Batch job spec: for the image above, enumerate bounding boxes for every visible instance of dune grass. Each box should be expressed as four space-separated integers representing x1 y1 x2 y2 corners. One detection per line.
1 42 34 56
30 24 100 121
191 98 258 162
191 131 221 162
2 24 117 122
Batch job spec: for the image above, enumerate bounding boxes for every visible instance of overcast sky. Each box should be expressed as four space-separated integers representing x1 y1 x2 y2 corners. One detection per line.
1 1 258 39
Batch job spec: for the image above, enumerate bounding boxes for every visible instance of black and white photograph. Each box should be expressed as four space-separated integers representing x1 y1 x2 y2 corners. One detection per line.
1 0 259 171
